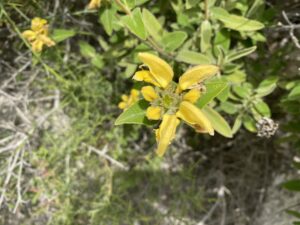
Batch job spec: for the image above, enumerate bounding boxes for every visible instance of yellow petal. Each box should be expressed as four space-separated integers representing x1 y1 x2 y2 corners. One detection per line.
183 89 201 103
22 30 36 41
118 102 126 109
146 106 161 120
31 17 47 32
141 86 158 102
32 40 44 52
156 114 179 157
121 94 129 101
40 35 55 47
177 101 214 135
138 53 173 88
133 70 161 87
130 89 139 98
179 65 219 90
88 0 101 9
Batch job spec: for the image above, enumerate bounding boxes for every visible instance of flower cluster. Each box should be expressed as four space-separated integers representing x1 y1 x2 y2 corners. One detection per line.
22 17 55 52
256 117 278 138
133 53 219 156
118 89 139 110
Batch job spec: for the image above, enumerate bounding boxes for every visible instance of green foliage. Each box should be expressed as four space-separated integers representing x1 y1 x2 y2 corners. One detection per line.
202 106 233 138
211 7 265 31
2 0 300 224
51 29 76 43
196 79 228 108
115 100 155 126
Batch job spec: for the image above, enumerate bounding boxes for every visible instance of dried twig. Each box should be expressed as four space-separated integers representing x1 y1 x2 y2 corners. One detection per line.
282 11 300 49
197 186 230 225
82 143 129 171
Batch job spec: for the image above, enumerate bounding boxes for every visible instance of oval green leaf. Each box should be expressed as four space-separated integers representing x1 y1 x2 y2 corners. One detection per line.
161 31 188 51
176 50 211 65
121 8 148 40
196 80 228 108
202 106 233 138
115 100 156 126
51 29 76 43
142 9 163 42
211 7 264 31
226 46 257 63
200 20 212 53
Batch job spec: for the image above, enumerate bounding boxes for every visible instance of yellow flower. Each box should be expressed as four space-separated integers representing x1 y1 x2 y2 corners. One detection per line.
88 0 102 9
118 89 139 110
132 52 219 156
22 17 55 52
31 17 48 33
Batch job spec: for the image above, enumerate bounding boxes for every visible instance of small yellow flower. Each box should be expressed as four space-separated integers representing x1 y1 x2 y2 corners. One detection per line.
22 17 55 52
132 52 219 156
87 0 102 9
118 89 139 110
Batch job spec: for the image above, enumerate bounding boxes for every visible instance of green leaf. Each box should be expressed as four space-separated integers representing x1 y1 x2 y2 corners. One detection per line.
161 31 188 51
286 210 300 219
142 9 163 42
232 115 242 134
196 80 228 108
125 0 150 8
256 77 278 97
214 29 230 51
254 100 271 117
91 54 104 69
79 41 96 58
247 0 264 18
232 85 250 98
243 115 257 132
186 0 200 9
124 64 138 78
211 7 264 31
121 8 148 40
115 100 155 126
176 50 211 65
226 46 257 63
200 20 212 53
99 7 115 35
226 70 246 84
51 29 76 43
202 106 233 138
282 180 300 191
217 85 230 102
288 85 300 100
220 101 238 114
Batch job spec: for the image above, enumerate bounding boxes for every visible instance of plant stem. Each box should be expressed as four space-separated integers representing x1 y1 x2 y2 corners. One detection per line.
204 0 209 20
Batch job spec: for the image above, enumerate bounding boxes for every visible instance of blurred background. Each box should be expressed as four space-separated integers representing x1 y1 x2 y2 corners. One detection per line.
0 0 300 224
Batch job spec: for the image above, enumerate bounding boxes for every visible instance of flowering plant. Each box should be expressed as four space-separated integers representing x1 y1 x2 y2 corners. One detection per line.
116 52 232 156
